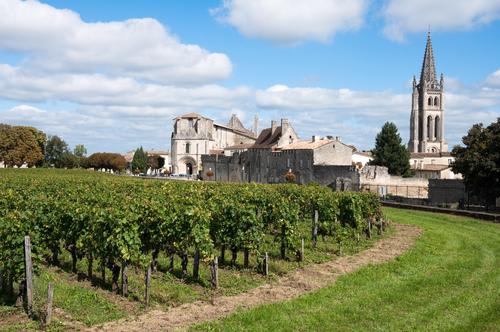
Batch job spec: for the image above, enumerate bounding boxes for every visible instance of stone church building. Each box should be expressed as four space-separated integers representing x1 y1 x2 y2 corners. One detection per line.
408 31 448 154
170 113 256 175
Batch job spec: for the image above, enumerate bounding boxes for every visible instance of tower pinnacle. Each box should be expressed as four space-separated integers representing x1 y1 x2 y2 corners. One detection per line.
420 30 437 86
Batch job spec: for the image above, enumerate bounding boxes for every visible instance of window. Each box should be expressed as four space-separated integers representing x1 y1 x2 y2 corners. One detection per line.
188 119 194 128
434 96 439 106
289 135 293 144
300 160 303 168
287 158 291 168
428 97 432 106
185 143 190 154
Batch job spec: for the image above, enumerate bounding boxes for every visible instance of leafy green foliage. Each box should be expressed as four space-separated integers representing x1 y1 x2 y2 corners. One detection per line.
0 124 46 167
131 147 148 174
451 118 500 208
370 122 411 176
45 135 69 167
0 169 382 294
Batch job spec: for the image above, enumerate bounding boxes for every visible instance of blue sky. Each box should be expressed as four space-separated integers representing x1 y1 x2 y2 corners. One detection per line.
0 0 499 153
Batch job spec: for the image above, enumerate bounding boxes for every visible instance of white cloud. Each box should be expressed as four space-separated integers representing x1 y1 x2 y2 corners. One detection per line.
0 0 232 84
212 0 367 45
382 0 500 41
254 77 500 150
0 65 253 112
485 69 500 87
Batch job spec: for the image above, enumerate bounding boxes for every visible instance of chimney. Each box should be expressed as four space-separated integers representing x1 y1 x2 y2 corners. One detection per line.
335 136 341 142
271 120 277 135
312 135 319 142
254 114 259 136
281 118 289 133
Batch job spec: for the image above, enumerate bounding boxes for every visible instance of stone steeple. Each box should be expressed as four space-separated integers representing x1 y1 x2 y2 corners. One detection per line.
408 31 448 154
419 31 437 86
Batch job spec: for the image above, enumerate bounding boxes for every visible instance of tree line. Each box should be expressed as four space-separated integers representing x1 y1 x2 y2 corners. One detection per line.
0 123 127 170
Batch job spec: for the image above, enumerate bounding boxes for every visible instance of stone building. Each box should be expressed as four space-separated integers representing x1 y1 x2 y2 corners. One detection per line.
408 31 448 154
201 119 354 185
406 32 460 180
170 113 256 175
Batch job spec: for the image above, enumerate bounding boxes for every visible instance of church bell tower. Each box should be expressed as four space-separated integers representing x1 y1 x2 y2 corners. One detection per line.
408 31 448 153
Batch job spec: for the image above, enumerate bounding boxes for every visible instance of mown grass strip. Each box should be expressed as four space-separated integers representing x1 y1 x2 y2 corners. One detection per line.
193 208 500 331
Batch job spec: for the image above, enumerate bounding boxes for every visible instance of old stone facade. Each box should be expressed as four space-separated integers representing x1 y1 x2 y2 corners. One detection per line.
170 113 256 175
408 31 448 154
201 119 354 185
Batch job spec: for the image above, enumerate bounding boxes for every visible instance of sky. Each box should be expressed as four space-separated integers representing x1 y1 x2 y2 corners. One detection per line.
0 0 499 154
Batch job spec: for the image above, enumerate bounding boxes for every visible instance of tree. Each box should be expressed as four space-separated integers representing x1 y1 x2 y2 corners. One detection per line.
147 155 165 170
74 144 87 157
452 118 500 209
369 122 411 176
87 153 127 172
0 124 46 167
131 147 148 174
45 135 69 167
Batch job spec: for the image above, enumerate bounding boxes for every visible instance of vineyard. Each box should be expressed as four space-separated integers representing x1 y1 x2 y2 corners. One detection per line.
0 169 383 327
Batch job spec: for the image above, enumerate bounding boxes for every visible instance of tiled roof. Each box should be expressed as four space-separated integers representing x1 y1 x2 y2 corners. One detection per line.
175 112 205 119
410 152 451 158
412 164 450 171
281 139 333 150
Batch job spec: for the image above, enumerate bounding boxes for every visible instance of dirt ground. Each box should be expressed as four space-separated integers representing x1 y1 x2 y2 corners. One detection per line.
90 224 421 331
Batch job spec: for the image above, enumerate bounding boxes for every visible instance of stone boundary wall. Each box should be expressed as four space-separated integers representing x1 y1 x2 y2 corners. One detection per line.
382 201 500 223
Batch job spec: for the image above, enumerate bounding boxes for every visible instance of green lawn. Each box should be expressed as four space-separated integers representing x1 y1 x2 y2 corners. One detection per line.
193 208 500 331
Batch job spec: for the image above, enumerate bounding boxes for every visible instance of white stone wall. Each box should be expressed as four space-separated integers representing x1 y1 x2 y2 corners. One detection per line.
313 140 352 166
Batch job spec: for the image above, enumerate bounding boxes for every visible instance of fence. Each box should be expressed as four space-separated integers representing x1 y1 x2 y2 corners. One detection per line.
360 184 429 199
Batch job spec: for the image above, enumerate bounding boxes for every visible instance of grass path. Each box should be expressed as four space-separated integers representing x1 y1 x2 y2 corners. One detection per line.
90 223 420 331
193 208 500 331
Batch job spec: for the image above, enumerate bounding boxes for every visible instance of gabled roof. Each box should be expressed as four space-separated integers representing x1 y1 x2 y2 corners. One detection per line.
250 126 283 149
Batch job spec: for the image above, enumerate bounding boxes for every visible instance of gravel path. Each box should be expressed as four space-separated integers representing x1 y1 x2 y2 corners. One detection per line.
91 224 421 331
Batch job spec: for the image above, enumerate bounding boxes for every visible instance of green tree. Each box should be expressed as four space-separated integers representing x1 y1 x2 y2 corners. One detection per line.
131 147 148 174
45 135 69 167
451 118 500 209
0 124 46 167
369 122 411 176
73 144 87 157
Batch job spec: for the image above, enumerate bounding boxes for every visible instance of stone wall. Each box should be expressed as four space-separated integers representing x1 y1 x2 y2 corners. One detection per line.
428 179 466 206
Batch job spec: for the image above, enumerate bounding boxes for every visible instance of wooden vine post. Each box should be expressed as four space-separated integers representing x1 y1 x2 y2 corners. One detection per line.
263 252 269 276
193 250 200 280
45 282 54 326
144 265 151 306
243 249 250 268
312 210 318 248
299 238 304 262
367 219 372 238
24 236 33 314
121 262 128 297
210 257 219 289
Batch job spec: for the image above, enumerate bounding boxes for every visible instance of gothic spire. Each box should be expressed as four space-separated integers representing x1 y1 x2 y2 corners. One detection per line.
419 30 437 86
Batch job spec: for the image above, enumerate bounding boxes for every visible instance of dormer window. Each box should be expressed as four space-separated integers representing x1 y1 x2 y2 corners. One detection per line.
188 119 194 128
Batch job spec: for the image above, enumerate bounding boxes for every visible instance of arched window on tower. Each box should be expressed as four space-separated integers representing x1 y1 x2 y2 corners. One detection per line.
428 97 432 106
434 96 439 106
435 116 440 140
427 115 432 139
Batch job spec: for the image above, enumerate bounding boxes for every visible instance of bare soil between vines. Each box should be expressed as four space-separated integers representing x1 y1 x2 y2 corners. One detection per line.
90 224 421 331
